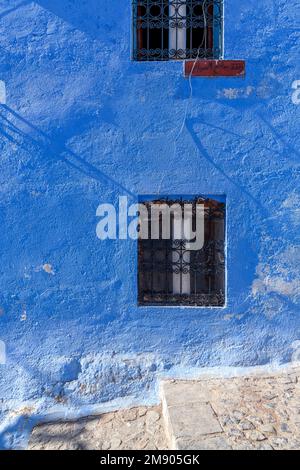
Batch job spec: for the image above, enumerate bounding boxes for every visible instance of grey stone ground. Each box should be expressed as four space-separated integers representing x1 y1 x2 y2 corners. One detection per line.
29 367 300 450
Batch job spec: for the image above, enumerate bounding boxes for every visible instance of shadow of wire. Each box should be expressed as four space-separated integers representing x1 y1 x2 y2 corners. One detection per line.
0 104 136 198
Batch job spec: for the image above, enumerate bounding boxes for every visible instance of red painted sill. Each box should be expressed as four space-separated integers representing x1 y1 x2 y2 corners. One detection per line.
184 60 246 78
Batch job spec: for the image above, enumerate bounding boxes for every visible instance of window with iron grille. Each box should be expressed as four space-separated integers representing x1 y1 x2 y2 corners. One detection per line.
138 197 225 307
133 0 223 61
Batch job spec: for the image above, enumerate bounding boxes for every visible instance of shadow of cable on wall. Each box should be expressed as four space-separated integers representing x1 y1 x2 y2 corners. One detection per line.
0 105 136 198
0 0 30 21
185 116 296 239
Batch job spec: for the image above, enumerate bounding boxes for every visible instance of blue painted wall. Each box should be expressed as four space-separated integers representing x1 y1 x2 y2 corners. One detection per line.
0 0 299 448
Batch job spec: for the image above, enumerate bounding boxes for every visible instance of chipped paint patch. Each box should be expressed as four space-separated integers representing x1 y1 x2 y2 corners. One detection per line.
0 341 6 365
21 306 27 322
223 314 244 321
259 277 299 297
42 264 55 275
31 264 55 275
281 194 300 227
217 86 254 100
9 406 36 418
252 246 300 303
0 81 6 104
291 341 300 362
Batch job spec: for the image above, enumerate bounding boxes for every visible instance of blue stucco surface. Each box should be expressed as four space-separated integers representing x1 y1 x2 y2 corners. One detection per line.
0 0 299 448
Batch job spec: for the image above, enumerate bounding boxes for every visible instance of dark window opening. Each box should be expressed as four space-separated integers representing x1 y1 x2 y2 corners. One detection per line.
138 197 226 307
133 1 223 61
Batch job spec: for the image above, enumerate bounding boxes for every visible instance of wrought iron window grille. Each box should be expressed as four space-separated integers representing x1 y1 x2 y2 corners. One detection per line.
138 197 226 307
133 0 223 61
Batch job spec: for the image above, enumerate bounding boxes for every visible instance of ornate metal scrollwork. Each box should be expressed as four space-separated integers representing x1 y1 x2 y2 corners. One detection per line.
133 1 223 61
138 197 226 307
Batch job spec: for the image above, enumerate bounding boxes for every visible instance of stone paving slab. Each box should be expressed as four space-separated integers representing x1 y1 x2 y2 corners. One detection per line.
166 402 222 441
177 436 232 450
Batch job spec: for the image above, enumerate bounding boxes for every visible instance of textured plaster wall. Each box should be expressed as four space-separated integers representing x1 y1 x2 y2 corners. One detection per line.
0 0 299 448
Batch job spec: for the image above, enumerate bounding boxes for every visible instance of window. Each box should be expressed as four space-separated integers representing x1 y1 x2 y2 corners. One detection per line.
133 0 223 61
138 197 225 307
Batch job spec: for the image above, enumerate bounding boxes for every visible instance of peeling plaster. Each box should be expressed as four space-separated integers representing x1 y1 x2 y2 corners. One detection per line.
291 342 300 362
42 264 55 275
217 86 254 100
0 80 6 104
0 341 5 365
252 245 300 304
281 194 300 227
223 314 245 321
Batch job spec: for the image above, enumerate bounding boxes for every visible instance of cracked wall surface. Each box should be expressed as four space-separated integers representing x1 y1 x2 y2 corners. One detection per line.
0 0 299 448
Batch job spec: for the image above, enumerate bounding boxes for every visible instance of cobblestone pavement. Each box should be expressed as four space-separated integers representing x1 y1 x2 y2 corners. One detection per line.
163 366 300 450
219 369 300 450
29 367 300 450
216 369 300 450
29 406 167 450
